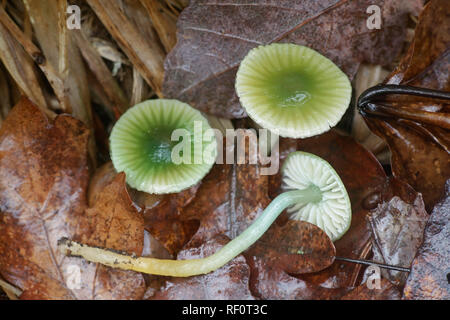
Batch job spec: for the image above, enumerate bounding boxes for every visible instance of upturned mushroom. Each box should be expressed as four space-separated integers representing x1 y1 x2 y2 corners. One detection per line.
59 151 351 277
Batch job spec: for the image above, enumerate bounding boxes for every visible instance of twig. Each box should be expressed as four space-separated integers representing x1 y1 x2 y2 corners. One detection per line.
335 256 411 273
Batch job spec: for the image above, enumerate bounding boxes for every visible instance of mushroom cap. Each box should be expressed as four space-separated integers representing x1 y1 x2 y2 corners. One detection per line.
110 99 217 194
282 151 351 241
236 43 351 138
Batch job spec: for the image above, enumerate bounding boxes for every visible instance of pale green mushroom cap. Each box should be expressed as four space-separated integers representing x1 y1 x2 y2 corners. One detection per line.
110 99 217 194
236 43 352 138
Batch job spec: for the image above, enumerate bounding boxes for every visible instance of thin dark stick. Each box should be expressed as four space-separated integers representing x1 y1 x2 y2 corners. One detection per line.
357 84 450 110
335 256 411 273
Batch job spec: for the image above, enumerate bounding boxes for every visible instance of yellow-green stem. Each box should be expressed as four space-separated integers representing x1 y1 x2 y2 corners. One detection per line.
58 186 322 277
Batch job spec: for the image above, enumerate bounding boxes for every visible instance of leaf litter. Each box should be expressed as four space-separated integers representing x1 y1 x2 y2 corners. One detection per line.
0 0 448 300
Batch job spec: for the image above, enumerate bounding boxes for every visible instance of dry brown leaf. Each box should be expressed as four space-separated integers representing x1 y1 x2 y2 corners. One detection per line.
23 0 93 126
74 29 129 115
140 0 178 53
403 180 450 300
367 179 428 286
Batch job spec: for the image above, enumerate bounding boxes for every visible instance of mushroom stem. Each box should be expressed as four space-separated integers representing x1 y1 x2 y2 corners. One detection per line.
58 186 322 277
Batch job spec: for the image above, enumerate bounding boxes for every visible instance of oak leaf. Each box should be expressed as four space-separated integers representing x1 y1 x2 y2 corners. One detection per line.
0 99 145 299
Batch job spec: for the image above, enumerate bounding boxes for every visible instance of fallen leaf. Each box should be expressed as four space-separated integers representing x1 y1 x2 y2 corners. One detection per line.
247 256 350 300
367 179 428 286
149 235 255 300
341 279 401 300
0 98 145 299
360 0 450 210
88 160 200 256
0 98 89 299
164 0 422 118
74 173 146 300
247 220 335 274
403 180 450 300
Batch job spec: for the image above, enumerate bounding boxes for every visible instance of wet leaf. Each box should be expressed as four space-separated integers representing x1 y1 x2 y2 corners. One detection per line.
164 0 422 118
247 220 335 274
149 235 255 300
403 180 450 300
341 279 401 300
367 179 428 286
247 256 350 300
88 162 118 206
73 173 146 300
0 99 145 299
360 0 450 210
87 161 199 257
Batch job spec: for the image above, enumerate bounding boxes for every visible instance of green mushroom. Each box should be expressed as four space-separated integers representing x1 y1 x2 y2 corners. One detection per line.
236 43 352 138
110 99 217 194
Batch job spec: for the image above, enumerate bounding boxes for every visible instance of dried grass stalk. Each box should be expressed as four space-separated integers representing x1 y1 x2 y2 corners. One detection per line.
0 278 22 300
140 0 177 52
0 8 49 115
23 0 93 127
74 29 129 115
87 0 165 96
0 6 68 115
